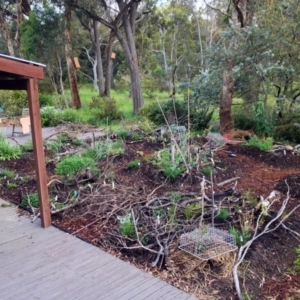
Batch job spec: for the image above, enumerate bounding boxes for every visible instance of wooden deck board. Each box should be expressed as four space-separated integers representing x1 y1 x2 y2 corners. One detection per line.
0 199 198 300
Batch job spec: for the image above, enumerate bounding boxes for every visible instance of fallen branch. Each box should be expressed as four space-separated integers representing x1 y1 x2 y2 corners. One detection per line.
217 177 240 187
281 223 300 242
232 183 300 300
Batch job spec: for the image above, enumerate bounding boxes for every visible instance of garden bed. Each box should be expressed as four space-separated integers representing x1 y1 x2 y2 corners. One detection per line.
1 129 300 300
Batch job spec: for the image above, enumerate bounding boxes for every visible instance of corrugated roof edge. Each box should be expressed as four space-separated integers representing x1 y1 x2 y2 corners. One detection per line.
0 53 46 67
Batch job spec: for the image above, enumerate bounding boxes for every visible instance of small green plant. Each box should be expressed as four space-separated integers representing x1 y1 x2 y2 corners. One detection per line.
118 213 135 237
201 166 216 176
71 139 83 146
116 129 130 139
0 133 21 160
54 203 65 210
45 140 61 151
128 160 140 168
246 136 273 151
84 139 125 160
163 165 183 180
57 133 71 143
21 176 28 182
229 226 251 246
152 148 184 180
109 140 125 155
216 208 230 221
21 193 39 208
0 168 15 178
153 208 166 217
132 133 142 141
21 140 33 153
243 190 257 207
292 245 300 273
184 203 202 219
254 101 274 138
7 182 18 188
55 155 98 177
168 192 182 202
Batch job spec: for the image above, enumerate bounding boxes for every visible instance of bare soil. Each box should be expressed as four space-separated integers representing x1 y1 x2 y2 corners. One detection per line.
1 134 300 300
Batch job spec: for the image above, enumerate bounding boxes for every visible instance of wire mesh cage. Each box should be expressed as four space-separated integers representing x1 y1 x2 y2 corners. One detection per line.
179 226 237 260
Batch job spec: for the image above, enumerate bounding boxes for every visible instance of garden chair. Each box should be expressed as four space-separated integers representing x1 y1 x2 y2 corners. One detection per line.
11 108 31 136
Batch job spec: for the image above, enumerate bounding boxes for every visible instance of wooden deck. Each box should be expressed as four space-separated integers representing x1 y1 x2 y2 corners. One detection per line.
0 199 197 300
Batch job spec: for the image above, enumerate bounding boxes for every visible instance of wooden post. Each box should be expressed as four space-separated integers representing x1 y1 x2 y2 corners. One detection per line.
27 78 51 228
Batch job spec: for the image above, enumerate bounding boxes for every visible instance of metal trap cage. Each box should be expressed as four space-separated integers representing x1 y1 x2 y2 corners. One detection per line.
179 226 237 260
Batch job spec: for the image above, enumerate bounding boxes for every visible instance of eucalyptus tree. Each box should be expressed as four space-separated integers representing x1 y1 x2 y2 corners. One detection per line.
65 2 81 109
0 0 31 56
65 0 154 114
135 0 201 94
21 5 71 108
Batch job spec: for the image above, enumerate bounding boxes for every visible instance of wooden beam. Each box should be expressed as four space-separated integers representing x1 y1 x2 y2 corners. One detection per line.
0 57 44 80
27 78 51 228
0 79 27 90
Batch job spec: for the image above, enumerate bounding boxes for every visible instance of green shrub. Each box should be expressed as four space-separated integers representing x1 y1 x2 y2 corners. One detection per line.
246 136 273 151
41 107 60 127
274 123 300 143
39 94 54 107
232 104 256 130
128 160 140 168
0 133 21 160
89 97 123 123
254 101 274 138
55 156 98 177
41 108 80 127
151 148 184 180
60 109 80 123
116 129 130 139
191 108 214 131
0 90 27 116
216 208 230 220
184 203 202 219
229 226 251 246
21 193 39 208
141 99 213 131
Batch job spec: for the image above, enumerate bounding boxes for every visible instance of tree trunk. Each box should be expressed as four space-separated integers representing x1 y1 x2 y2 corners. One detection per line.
65 4 81 109
0 11 15 56
219 58 234 134
104 31 115 97
15 0 24 58
93 20 105 96
116 0 144 114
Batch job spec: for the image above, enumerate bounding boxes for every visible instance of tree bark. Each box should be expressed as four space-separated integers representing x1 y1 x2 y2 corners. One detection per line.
15 0 24 58
116 0 144 114
93 20 105 96
219 58 234 134
104 31 115 97
65 4 81 109
0 10 15 56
